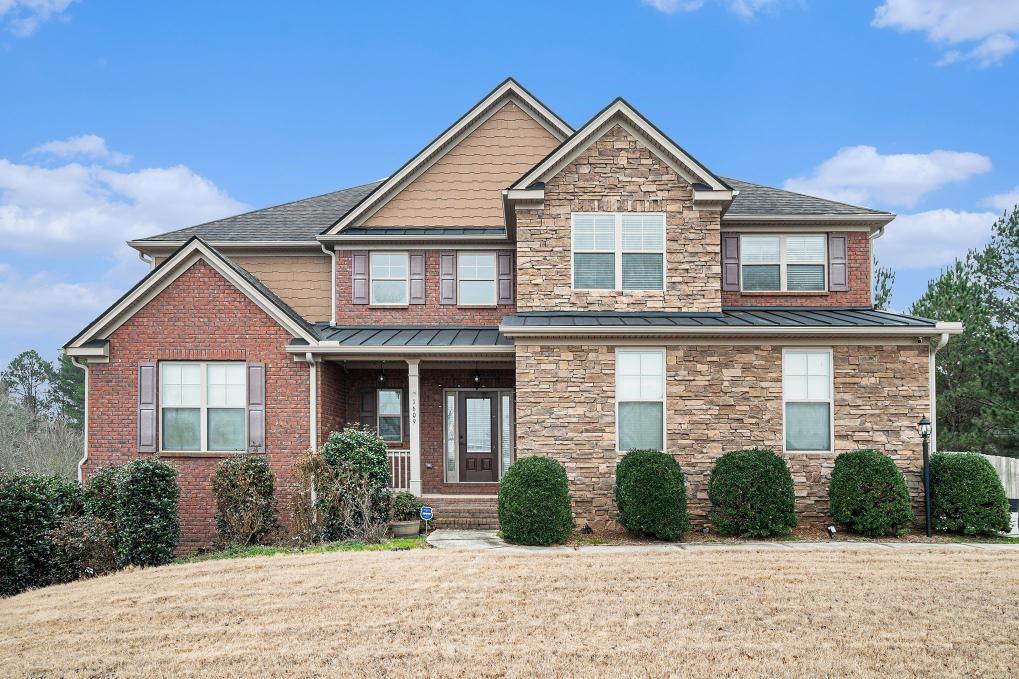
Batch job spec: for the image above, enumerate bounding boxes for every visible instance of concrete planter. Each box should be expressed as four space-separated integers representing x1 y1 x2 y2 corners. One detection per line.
391 520 420 538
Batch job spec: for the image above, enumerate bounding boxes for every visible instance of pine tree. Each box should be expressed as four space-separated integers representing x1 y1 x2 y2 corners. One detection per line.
50 353 86 429
0 351 55 415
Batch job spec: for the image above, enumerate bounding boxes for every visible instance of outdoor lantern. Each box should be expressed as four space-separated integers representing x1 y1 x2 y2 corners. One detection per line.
378 362 386 384
918 415 933 537
917 416 932 439
473 363 481 385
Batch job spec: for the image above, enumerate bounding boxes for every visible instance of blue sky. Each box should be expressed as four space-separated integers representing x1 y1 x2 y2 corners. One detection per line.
1 0 1018 366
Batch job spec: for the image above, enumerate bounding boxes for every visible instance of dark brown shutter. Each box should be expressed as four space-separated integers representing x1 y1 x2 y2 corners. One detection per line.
439 251 456 305
137 362 157 453
721 234 740 291
828 234 848 292
359 389 377 431
352 251 369 304
409 251 426 304
497 251 513 305
247 363 266 453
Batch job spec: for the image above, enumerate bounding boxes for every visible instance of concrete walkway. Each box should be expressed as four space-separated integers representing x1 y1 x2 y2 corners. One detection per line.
426 529 1019 553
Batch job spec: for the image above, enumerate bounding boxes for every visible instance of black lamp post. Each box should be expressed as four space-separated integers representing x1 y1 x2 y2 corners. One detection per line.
917 416 933 537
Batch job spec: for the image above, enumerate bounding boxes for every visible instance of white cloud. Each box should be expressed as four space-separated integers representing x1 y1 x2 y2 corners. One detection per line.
783 145 991 209
873 0 1019 67
0 265 120 335
642 0 705 13
876 209 997 269
641 0 780 18
0 148 248 253
0 0 74 37
983 186 1019 212
29 134 132 167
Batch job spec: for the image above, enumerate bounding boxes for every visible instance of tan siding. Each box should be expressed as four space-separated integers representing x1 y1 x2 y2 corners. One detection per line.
364 101 561 227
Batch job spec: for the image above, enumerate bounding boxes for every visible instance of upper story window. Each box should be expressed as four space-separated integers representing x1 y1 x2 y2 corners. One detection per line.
783 349 833 452
741 235 826 292
160 362 246 452
370 252 409 305
457 252 497 305
572 213 665 291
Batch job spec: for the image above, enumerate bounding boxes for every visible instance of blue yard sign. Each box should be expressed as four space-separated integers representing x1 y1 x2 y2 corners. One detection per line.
420 505 433 521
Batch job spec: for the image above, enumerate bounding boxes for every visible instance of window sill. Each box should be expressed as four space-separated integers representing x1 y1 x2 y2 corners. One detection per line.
458 304 499 309
368 305 409 309
158 450 262 459
738 291 829 296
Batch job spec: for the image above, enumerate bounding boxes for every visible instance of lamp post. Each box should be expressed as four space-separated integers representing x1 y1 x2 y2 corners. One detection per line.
917 416 932 537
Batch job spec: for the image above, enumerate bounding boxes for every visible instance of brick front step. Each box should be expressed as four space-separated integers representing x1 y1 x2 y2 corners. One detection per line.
420 495 499 530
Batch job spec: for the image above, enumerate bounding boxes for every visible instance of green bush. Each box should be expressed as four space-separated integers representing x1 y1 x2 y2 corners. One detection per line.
391 492 423 522
0 472 82 596
212 457 278 546
47 515 117 584
829 449 914 536
615 450 690 541
83 464 122 524
315 426 392 541
498 457 573 545
930 453 1011 535
708 448 797 537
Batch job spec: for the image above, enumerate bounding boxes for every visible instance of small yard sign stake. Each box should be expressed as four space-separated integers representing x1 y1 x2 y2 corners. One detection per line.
420 505 433 532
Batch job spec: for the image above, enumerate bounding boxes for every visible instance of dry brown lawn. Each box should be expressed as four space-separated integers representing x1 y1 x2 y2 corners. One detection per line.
2 547 1017 678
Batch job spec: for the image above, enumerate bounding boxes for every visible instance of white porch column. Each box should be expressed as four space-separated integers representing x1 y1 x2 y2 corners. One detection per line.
407 359 422 495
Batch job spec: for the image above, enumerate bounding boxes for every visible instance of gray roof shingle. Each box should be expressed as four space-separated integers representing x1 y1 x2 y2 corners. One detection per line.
723 177 892 218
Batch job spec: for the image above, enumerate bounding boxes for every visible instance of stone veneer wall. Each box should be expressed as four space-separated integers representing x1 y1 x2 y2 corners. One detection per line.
515 124 722 313
515 342 929 529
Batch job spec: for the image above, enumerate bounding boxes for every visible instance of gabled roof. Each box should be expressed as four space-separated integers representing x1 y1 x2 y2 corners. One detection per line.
509 97 731 193
65 237 319 354
723 177 894 221
321 78 573 236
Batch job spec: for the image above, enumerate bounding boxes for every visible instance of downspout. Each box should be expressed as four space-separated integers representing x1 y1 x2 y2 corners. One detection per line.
868 226 885 301
929 332 950 454
303 352 318 522
138 250 155 270
69 356 89 482
319 241 336 325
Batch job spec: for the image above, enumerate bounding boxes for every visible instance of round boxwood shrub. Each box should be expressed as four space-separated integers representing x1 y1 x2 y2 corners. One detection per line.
212 456 278 546
930 452 1011 535
708 448 797 538
498 456 573 545
829 449 914 536
615 450 690 541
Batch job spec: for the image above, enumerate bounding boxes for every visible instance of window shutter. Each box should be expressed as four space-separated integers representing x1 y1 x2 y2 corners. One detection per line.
721 234 740 291
828 234 848 292
137 362 157 453
247 363 266 453
439 251 457 305
359 389 377 431
352 251 369 304
497 252 513 305
409 251 426 304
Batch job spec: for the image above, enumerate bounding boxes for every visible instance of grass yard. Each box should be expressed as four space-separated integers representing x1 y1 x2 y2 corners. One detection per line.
2 547 1017 677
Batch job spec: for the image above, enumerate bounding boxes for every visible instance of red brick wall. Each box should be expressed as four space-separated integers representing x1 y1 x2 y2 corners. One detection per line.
334 250 514 325
85 259 312 551
721 231 872 307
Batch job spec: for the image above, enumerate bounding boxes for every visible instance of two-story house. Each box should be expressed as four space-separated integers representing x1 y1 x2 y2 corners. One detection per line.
64 79 961 548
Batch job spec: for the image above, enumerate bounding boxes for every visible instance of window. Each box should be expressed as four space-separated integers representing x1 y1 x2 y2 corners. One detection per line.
573 213 665 291
783 349 833 452
457 252 496 305
370 252 409 305
616 349 665 451
741 235 826 292
377 389 402 442
160 362 246 452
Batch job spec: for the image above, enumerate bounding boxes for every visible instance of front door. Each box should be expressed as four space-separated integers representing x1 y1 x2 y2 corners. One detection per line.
458 391 498 482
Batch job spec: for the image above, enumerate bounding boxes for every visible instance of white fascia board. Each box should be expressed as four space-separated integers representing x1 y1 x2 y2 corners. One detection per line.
318 233 511 245
129 240 321 251
723 214 895 224
499 324 960 338
64 345 109 359
504 188 545 201
693 189 736 202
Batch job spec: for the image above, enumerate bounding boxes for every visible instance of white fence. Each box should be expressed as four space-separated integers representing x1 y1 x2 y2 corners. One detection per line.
388 449 411 491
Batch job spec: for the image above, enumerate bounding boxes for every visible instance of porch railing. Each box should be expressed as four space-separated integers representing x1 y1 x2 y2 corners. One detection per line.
388 449 411 491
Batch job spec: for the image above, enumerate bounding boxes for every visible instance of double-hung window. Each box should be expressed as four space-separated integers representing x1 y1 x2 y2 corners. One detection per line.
457 252 496 305
783 349 833 452
616 349 665 451
573 213 665 290
370 252 409 305
160 362 246 452
377 389 402 442
741 235 826 291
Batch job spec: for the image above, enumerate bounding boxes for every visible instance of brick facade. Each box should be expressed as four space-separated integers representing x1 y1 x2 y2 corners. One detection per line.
515 125 723 313
721 230 873 307
85 260 313 551
515 342 929 530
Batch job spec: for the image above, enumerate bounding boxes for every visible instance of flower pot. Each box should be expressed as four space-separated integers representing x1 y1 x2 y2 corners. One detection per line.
391 520 420 538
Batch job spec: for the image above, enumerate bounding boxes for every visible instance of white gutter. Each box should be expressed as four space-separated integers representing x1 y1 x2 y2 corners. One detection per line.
69 356 89 482
930 332 952 454
302 352 318 517
138 250 154 270
499 321 964 339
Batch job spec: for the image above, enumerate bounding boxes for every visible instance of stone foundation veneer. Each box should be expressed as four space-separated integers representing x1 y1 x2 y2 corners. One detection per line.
514 342 929 530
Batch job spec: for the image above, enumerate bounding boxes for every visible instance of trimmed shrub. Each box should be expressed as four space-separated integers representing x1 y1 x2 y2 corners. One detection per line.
930 453 1011 535
47 515 117 584
829 449 914 536
83 464 122 524
391 492 423 522
615 450 690 541
0 473 82 596
498 457 573 545
315 426 392 541
708 448 797 537
212 457 278 546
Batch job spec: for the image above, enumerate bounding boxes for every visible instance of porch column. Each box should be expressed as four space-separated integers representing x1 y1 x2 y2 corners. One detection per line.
407 359 422 495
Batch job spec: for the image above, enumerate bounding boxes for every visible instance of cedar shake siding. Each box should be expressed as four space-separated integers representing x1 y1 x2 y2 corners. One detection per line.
84 260 311 550
363 101 561 227
515 125 722 313
515 342 929 530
